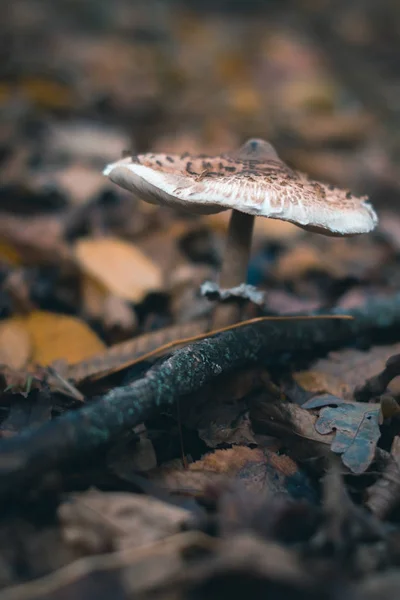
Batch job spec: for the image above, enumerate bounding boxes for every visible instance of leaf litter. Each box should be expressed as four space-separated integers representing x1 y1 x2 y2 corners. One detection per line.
1 1 400 598
302 394 382 474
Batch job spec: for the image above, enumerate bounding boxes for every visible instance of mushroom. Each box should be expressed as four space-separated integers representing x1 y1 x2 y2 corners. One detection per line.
103 139 378 325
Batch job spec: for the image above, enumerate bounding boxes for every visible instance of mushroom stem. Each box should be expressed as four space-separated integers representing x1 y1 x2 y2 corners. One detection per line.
211 209 255 328
219 209 255 289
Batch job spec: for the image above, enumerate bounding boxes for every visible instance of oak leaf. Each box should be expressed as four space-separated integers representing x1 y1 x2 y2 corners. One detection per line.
303 394 382 474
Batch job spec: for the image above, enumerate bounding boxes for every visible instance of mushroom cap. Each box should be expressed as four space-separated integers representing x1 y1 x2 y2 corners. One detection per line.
103 138 377 236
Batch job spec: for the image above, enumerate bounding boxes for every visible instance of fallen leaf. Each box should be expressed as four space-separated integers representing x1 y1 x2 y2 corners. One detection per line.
250 397 335 471
293 369 348 399
265 290 321 315
75 236 163 302
273 244 345 281
47 121 128 164
81 275 137 338
101 294 137 338
81 275 108 321
181 368 272 448
303 395 382 474
24 311 105 366
0 318 31 370
35 164 107 206
151 447 316 501
294 343 400 400
58 490 190 553
0 213 71 266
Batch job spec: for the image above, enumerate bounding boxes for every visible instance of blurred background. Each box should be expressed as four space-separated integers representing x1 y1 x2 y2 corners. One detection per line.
0 0 400 345
0 0 400 192
1 0 400 193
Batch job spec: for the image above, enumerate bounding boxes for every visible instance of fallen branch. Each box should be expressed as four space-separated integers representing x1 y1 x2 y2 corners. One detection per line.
1 294 400 500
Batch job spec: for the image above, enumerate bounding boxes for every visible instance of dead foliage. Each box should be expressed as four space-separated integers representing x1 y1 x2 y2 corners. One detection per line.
1 0 400 598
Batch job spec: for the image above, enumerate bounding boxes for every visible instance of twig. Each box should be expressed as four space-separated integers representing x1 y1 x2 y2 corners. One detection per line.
66 318 209 384
69 314 351 385
46 366 85 402
0 294 400 500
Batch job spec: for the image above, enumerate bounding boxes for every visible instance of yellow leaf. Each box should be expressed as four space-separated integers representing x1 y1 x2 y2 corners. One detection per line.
74 237 163 302
0 318 31 370
24 311 106 366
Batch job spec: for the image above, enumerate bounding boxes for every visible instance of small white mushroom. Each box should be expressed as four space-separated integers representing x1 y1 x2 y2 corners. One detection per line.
104 139 378 322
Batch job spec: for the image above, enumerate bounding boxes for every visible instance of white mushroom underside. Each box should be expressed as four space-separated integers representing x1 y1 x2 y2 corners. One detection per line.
103 161 378 236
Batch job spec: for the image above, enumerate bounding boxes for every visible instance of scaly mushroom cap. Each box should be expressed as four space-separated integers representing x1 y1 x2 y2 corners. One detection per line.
103 139 377 235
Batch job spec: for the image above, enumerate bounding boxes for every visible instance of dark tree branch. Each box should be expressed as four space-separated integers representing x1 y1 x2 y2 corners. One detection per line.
1 294 400 500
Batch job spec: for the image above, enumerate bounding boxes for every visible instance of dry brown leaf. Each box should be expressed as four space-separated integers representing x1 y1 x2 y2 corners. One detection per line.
293 370 348 399
58 490 190 554
101 295 137 337
35 164 107 206
22 311 105 366
81 275 108 321
47 122 128 164
81 275 137 336
294 343 400 401
323 237 390 279
151 447 315 500
136 225 187 285
273 244 346 281
75 236 163 302
250 398 336 471
265 290 321 315
0 214 71 266
0 318 32 370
